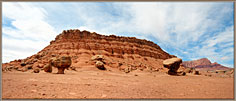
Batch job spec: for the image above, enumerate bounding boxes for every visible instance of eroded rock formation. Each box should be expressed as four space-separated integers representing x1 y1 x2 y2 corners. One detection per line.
163 58 185 75
43 29 174 60
3 29 176 73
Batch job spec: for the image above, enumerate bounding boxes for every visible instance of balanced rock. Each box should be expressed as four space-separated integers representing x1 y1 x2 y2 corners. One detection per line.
163 58 183 75
50 56 72 74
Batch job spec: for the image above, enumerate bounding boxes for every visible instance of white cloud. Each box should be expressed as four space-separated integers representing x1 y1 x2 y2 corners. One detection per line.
2 37 49 62
204 26 234 47
3 3 47 20
2 2 57 63
125 2 215 48
191 26 234 67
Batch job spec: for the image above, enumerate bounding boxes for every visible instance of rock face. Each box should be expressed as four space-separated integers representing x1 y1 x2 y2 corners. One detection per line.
2 29 176 73
182 58 231 71
47 29 174 59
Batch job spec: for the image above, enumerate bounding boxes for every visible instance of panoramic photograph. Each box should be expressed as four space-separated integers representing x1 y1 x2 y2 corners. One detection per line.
2 2 234 99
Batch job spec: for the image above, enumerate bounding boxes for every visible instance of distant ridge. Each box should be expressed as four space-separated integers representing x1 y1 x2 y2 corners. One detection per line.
182 58 231 71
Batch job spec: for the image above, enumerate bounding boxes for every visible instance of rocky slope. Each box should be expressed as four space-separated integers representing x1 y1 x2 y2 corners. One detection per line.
3 29 176 72
182 58 231 71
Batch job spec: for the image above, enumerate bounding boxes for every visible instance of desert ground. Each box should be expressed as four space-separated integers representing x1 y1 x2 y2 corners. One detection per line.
2 66 234 99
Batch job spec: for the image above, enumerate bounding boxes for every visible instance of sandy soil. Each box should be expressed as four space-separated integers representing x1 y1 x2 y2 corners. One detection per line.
2 67 234 99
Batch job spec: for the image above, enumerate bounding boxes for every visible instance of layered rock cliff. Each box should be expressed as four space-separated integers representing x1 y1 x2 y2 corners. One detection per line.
42 29 174 59
3 29 176 72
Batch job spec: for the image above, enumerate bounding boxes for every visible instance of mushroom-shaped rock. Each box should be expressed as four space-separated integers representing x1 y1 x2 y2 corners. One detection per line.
51 56 72 74
163 58 183 75
95 61 106 70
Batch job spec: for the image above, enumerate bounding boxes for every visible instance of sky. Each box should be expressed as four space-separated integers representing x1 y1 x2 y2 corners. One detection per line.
2 2 234 68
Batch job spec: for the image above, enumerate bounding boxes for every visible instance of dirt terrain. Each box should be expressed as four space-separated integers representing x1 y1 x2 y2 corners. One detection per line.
2 67 234 99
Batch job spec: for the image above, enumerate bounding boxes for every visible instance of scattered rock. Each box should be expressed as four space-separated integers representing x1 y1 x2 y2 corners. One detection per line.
38 64 44 68
26 64 33 70
20 62 27 66
3 66 16 72
194 71 200 75
33 68 40 73
184 68 195 73
43 64 52 73
70 66 77 71
96 61 106 70
21 67 28 72
118 62 123 67
124 67 131 73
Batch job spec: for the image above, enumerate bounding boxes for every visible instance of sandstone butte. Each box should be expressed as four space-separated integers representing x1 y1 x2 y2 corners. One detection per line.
3 29 178 72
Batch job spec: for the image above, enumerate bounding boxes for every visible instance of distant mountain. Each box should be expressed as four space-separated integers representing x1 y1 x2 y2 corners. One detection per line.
182 58 231 71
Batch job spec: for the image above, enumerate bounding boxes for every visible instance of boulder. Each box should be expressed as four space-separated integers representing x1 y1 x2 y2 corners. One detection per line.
184 68 195 73
3 66 14 72
43 64 52 73
33 68 40 73
20 62 27 66
50 56 72 74
163 58 183 75
95 61 106 70
21 67 28 72
26 64 33 70
38 64 44 68
194 71 200 75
